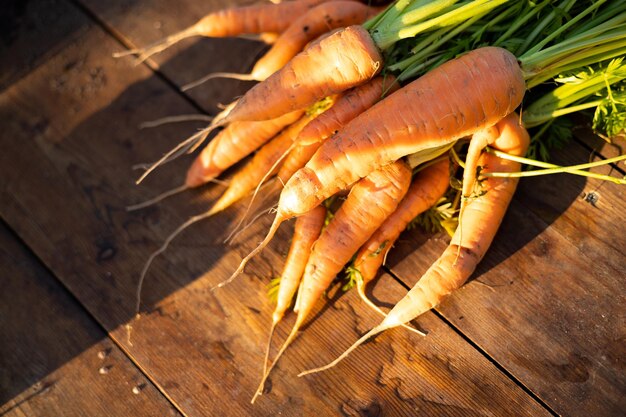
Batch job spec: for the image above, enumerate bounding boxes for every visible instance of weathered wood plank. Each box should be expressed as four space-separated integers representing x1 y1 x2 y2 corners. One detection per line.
72 0 626 415
0 1 551 415
385 144 626 416
0 222 181 417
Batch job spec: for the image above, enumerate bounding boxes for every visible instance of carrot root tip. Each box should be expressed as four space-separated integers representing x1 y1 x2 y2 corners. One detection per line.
126 184 189 211
139 114 214 129
182 72 259 92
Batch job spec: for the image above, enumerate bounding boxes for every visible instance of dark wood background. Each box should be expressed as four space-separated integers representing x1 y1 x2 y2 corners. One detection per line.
1 0 624 415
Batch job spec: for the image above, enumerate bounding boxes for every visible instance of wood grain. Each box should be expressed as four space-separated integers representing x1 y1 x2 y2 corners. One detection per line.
0 0 553 415
0 222 181 416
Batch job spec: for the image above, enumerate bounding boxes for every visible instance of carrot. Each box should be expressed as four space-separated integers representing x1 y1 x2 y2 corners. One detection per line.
260 205 326 388
277 75 399 184
206 113 317 216
113 0 340 63
185 109 304 188
352 157 450 313
219 25 383 124
225 46 524 289
252 159 412 403
280 46 524 218
299 112 530 376
235 74 400 240
253 75 399 212
182 1 382 89
273 206 327 325
254 1 382 79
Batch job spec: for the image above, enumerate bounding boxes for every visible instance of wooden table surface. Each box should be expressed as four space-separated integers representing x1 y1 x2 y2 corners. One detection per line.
1 1 624 416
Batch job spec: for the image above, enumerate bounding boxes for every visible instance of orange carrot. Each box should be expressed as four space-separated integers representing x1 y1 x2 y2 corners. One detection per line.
252 159 412 403
185 109 304 188
277 75 399 184
220 25 383 124
299 112 530 376
352 158 450 312
183 1 382 88
260 205 326 386
206 113 316 216
253 2 381 79
227 46 524 294
252 75 399 225
113 0 341 63
273 206 327 325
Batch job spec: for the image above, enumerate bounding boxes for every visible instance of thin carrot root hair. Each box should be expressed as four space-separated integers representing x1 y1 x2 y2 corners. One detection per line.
225 201 277 245
139 114 214 129
135 209 220 314
182 72 260 92
135 120 226 185
260 322 278 389
113 26 200 64
126 184 189 212
211 213 286 291
126 175 231 212
252 320 300 404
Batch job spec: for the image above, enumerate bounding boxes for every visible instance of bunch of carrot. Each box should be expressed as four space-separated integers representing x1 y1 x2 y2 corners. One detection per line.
118 0 626 403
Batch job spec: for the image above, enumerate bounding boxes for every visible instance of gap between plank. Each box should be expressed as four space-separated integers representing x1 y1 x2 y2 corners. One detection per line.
382 265 560 417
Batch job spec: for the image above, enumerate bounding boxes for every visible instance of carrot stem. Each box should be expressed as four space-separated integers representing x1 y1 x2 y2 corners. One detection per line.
514 0 577 57
389 0 509 49
493 0 550 47
485 148 626 184
522 0 605 56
